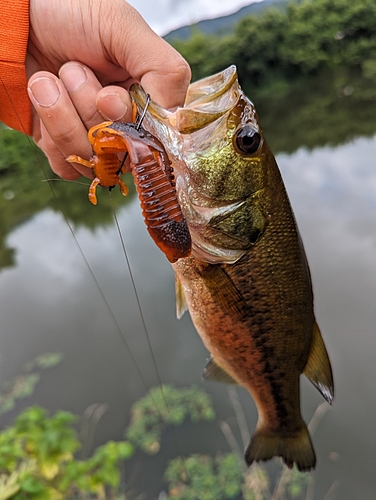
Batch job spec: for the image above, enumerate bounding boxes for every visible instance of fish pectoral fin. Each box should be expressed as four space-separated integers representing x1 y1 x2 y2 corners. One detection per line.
303 321 334 404
175 274 188 319
199 264 248 318
203 356 238 385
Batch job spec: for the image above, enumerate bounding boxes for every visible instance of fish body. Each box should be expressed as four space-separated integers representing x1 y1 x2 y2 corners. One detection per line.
130 66 333 471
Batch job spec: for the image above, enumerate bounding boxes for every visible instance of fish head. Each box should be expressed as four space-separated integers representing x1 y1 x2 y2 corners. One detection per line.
130 66 278 263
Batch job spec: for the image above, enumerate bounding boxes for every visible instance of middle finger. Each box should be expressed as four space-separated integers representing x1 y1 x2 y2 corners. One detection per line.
59 62 104 128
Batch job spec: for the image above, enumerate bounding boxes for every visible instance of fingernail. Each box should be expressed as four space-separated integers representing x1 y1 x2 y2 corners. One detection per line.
59 63 88 93
98 93 128 121
28 77 60 107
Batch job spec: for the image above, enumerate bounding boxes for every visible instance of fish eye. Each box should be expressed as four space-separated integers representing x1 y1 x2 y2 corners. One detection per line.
234 126 261 155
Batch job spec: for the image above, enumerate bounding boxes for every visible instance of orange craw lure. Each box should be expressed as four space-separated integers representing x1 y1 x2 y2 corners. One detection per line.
66 100 191 263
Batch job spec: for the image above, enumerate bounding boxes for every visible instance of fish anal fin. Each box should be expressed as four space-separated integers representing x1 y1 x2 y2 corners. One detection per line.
203 356 238 385
245 424 316 473
175 274 188 319
303 322 334 404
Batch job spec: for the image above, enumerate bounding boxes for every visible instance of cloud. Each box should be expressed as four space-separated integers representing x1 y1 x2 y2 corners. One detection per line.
127 0 263 35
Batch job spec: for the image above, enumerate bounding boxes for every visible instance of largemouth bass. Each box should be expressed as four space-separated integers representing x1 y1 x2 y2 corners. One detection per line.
130 66 334 472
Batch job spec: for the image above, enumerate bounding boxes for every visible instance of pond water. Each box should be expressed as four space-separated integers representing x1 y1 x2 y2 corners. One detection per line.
1 76 376 499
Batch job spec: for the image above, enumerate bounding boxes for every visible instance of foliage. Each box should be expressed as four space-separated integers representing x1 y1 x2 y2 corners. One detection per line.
0 128 136 272
254 69 376 154
0 354 318 500
0 353 63 416
0 126 136 232
242 465 270 500
282 467 311 499
0 406 133 499
163 453 311 500
125 385 314 499
171 0 376 85
23 353 64 372
126 385 215 454
170 0 376 155
164 453 244 500
2 0 376 270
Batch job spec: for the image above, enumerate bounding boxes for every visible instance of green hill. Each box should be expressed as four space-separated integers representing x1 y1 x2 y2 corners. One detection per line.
164 0 288 41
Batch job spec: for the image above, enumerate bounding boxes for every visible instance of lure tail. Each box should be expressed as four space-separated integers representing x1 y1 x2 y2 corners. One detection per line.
245 424 316 472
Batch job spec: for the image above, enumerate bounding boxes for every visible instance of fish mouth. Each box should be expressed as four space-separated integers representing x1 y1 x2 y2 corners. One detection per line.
130 65 240 134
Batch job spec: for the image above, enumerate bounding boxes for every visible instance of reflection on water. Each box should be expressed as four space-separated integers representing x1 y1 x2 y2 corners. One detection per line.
1 132 376 498
276 136 376 500
251 70 376 155
2 67 376 497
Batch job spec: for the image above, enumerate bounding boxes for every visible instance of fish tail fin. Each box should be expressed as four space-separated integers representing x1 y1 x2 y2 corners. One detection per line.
245 424 316 472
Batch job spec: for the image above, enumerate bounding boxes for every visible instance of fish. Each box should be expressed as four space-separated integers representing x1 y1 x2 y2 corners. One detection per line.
130 65 334 472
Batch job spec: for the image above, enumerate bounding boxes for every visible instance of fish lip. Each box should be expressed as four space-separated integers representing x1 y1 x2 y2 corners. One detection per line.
130 84 171 121
130 65 240 133
183 64 238 106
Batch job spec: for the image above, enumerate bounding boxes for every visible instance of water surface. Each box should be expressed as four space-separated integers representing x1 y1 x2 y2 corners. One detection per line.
1 80 376 498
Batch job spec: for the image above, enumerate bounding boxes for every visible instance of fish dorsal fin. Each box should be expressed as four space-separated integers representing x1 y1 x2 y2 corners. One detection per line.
303 322 334 404
175 274 188 319
203 356 238 385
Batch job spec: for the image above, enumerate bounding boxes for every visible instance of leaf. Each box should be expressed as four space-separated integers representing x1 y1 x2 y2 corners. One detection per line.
33 353 64 369
126 385 215 454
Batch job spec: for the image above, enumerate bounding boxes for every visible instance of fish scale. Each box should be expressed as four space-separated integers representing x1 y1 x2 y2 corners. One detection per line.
130 65 334 472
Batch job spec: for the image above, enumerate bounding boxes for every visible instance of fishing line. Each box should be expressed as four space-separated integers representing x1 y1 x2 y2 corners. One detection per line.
115 94 151 175
1 75 190 476
113 97 193 444
0 74 164 401
110 196 163 386
41 178 91 186
111 198 190 475
109 103 191 473
110 93 166 391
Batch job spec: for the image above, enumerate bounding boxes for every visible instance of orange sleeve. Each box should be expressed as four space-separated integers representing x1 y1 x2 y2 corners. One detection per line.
0 0 32 135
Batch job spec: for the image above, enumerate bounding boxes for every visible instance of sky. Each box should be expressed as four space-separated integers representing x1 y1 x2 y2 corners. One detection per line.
126 0 263 36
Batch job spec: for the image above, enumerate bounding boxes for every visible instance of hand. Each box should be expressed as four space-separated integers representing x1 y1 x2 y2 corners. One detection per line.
26 0 190 179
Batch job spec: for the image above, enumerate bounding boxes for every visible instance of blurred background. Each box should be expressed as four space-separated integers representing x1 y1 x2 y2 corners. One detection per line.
1 0 376 498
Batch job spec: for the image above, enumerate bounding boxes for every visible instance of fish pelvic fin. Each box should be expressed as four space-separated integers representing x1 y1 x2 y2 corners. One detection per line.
245 424 316 473
303 322 334 404
202 356 238 385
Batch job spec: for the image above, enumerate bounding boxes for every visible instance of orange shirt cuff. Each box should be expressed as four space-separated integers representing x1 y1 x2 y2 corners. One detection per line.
0 0 32 135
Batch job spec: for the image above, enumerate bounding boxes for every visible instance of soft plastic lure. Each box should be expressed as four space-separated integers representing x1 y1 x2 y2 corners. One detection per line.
66 102 191 263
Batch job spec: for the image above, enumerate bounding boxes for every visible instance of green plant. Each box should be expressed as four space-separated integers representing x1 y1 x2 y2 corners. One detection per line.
164 453 244 500
0 350 329 500
0 354 134 499
0 406 133 499
0 353 63 416
126 385 215 454
172 0 376 85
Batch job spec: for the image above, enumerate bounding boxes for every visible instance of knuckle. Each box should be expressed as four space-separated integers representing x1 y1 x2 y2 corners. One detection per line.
78 103 100 127
167 58 192 87
39 127 88 180
52 121 82 147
